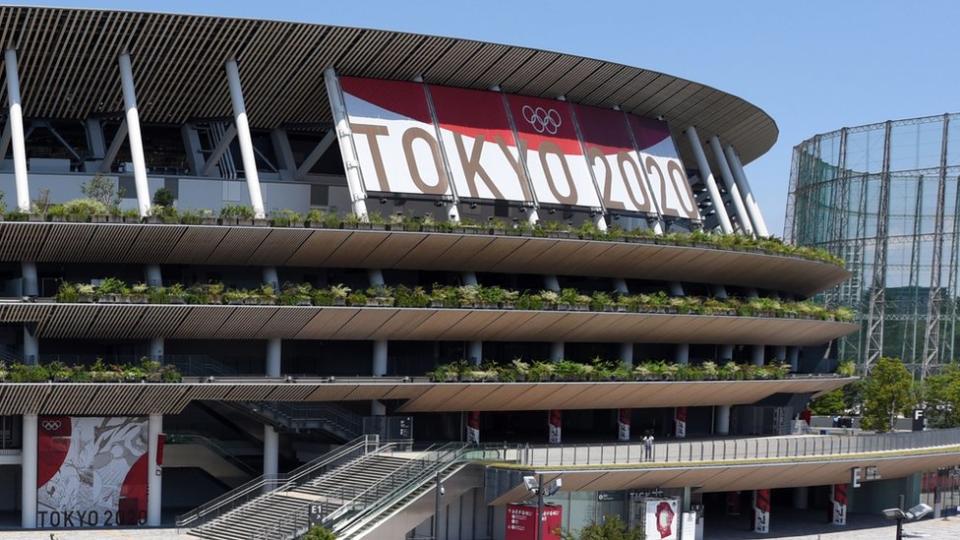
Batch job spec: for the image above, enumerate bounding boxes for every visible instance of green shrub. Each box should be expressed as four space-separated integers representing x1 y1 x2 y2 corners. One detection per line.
220 204 256 220
152 188 175 207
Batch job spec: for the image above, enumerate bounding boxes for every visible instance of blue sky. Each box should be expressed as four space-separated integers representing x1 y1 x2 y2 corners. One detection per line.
11 0 959 234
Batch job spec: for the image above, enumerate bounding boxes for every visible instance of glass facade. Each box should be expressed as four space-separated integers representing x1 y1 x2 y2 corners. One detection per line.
786 112 960 373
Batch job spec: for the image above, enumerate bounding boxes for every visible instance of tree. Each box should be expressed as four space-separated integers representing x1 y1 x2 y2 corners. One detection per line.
859 357 916 432
561 515 642 540
923 366 960 428
809 388 846 416
81 174 121 209
302 526 337 540
152 187 175 207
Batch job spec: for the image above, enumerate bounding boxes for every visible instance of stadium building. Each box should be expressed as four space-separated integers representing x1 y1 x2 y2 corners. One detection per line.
0 6 952 540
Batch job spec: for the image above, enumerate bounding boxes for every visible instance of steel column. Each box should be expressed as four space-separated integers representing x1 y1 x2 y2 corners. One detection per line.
5 49 29 212
920 115 951 379
225 59 266 219
147 414 163 526
725 144 769 237
118 53 152 217
864 121 893 372
685 127 732 233
710 136 753 235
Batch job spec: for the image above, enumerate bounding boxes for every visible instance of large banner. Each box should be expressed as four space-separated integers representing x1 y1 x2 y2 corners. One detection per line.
644 498 679 540
429 85 533 203
505 95 602 208
574 104 658 217
627 116 700 221
506 503 562 540
37 416 149 528
340 77 452 198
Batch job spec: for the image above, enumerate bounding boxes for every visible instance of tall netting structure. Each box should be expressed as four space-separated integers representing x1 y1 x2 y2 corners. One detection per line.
785 113 960 377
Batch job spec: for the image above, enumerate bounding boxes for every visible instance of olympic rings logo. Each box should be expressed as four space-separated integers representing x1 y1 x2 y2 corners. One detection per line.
521 105 562 135
41 420 62 431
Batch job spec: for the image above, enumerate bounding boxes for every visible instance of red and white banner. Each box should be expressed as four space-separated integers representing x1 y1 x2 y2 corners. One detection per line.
340 77 452 198
548 409 562 444
37 416 150 528
506 95 602 208
429 85 533 203
644 498 679 540
753 489 771 533
627 116 700 221
466 410 481 444
618 408 631 441
674 407 687 439
506 503 562 540
575 104 658 217
830 484 847 526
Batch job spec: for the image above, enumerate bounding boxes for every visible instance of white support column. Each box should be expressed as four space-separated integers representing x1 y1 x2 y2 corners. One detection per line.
674 343 689 365
685 127 732 234
21 261 37 297
262 266 279 290
21 412 36 528
263 425 279 477
709 136 753 235
669 282 685 297
752 345 765 366
324 68 369 219
614 278 633 366
719 344 734 362
200 124 238 177
225 59 266 219
22 324 37 365
368 269 385 287
462 272 483 365
118 52 152 218
147 414 163 526
774 345 787 363
725 145 770 237
372 339 388 376
266 338 282 378
788 347 800 372
549 341 565 362
149 337 164 360
100 120 128 174
543 275 560 293
145 264 162 287
714 404 730 435
5 49 29 213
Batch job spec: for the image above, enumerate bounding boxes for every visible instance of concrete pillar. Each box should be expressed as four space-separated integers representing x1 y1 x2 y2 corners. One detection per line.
752 345 765 366
669 282 685 297
118 52 152 218
550 341 564 362
323 68 370 219
719 344 734 362
463 272 482 365
620 343 634 367
674 343 689 365
715 405 730 435
22 325 37 365
371 267 387 416
543 274 560 292
20 413 36 528
685 126 732 234
724 145 770 237
149 337 164 360
20 261 37 296
270 129 297 180
225 59 266 219
262 266 279 290
612 278 629 294
713 284 728 299
370 400 387 416
709 136 753 235
5 49 30 213
147 414 163 526
368 268 385 287
792 486 808 510
263 425 279 477
145 264 162 288
774 346 787 362
788 347 800 372
266 338 282 377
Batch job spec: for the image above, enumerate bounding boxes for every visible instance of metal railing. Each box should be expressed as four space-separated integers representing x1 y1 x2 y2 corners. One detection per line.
165 433 258 476
485 428 960 468
252 443 470 540
241 401 363 438
176 434 379 529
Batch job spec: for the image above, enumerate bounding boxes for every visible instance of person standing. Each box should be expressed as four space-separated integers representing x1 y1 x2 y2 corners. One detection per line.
643 432 654 462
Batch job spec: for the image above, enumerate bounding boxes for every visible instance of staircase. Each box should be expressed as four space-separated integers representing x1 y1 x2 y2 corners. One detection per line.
248 443 471 540
178 435 382 536
227 401 363 441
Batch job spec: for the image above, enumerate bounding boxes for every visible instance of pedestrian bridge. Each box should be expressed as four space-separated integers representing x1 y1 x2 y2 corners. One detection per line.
479 429 960 503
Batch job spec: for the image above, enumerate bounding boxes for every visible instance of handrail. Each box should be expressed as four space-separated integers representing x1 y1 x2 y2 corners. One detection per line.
166 433 258 476
176 434 377 528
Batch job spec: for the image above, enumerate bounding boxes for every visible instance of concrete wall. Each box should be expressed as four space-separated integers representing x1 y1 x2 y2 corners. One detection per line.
849 474 922 515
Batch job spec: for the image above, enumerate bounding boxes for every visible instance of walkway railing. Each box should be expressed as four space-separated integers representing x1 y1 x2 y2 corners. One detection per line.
475 428 960 468
166 432 258 476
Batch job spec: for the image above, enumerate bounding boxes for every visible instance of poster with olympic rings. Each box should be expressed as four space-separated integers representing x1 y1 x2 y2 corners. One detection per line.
574 103 660 217
429 84 534 204
504 94 603 209
339 77 453 198
626 116 700 221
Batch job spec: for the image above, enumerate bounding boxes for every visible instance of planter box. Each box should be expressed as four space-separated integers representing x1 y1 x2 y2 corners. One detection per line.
200 217 219 226
77 295 95 303
98 294 122 303
226 299 245 305
91 215 109 223
28 214 45 222
145 217 162 224
252 218 270 227
430 300 445 308
127 295 148 304
107 216 124 224
480 302 498 309
123 216 141 224
500 302 515 310
50 216 66 223
169 297 187 305
333 298 347 306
